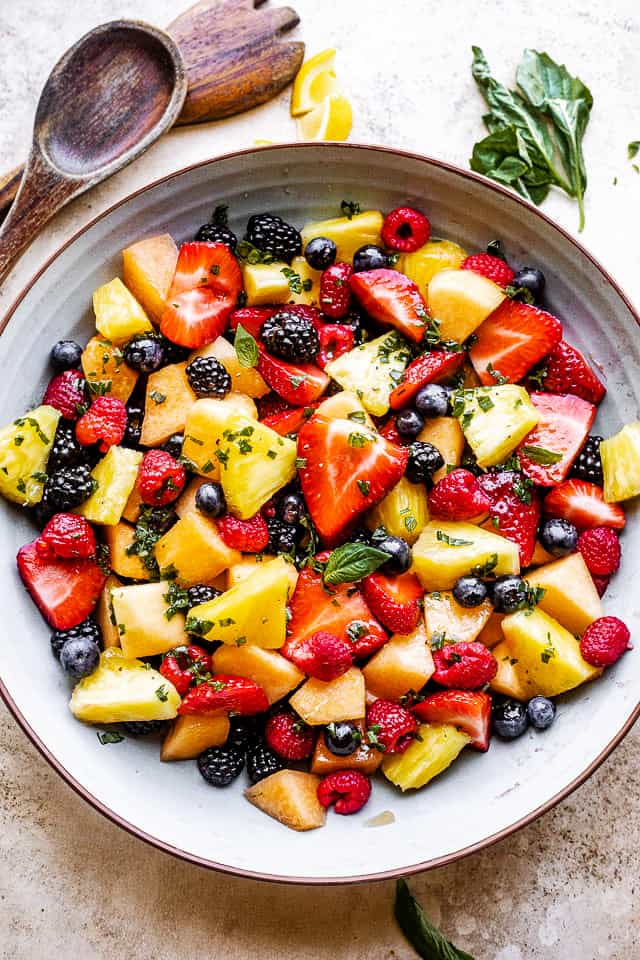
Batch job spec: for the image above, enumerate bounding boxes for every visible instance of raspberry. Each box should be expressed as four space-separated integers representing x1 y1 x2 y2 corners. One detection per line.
319 262 353 319
461 253 515 287
577 527 621 576
381 207 431 253
428 469 492 522
264 711 315 760
317 770 372 815
432 642 498 689
366 699 418 754
43 370 85 420
138 450 186 506
37 513 96 560
75 396 127 452
159 645 212 696
579 616 631 667
316 324 355 368
305 631 353 681
217 513 269 553
592 575 609 598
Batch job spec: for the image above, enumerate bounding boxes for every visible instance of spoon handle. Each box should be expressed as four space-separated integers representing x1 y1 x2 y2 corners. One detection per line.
0 166 22 221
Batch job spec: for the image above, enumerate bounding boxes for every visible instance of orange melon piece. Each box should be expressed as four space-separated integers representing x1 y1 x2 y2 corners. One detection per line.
417 417 464 482
290 667 365 725
245 770 326 831
95 574 122 648
476 612 505 649
490 641 530 700
161 714 230 761
363 623 434 700
81 336 139 403
174 477 208 518
122 482 144 524
122 233 178 323
525 552 603 636
103 522 153 581
154 511 240 586
211 645 304 705
423 590 493 645
192 336 269 399
140 363 196 447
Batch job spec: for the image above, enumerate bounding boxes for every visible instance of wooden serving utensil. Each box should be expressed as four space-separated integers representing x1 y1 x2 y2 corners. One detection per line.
0 0 303 221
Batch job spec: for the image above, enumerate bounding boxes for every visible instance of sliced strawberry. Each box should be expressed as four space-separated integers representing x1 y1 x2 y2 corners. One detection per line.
361 571 423 634
469 299 563 385
477 470 541 567
389 350 465 410
543 479 626 530
229 306 276 338
257 348 329 406
413 690 491 751
517 392 595 487
539 340 606 405
169 241 242 299
379 418 405 445
349 269 428 344
17 540 106 630
297 414 409 543
261 402 320 436
256 393 290 419
178 674 269 716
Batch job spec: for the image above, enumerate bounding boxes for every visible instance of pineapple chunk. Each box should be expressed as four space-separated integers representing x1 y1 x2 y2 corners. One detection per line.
452 385 539 468
212 645 304 704
181 395 257 480
315 390 375 429
218 415 297 518
0 404 60 505
290 667 365 725
363 623 434 700
111 581 189 658
600 422 640 502
382 723 470 790
477 612 505 649
366 475 429 545
427 268 505 343
93 277 153 343
77 446 142 525
525 552 603 636
95 575 122 649
226 555 298 596
325 332 412 417
103 522 153 581
301 210 383 262
417 417 464 482
186 556 291 648
501 608 601 697
69 648 180 724
245 770 326 831
242 262 291 306
489 641 530 699
140 363 196 447
155 512 240 586
81 336 139 403
288 255 322 306
397 240 467 294
423 590 493 644
161 714 229 761
311 721 382 776
412 521 519 591
121 233 178 323
192 336 269 398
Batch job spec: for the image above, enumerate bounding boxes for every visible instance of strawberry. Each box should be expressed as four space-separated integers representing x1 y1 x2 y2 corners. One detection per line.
349 269 429 344
538 339 606 405
217 513 269 553
297 414 409 543
159 644 212 697
178 674 269 716
431 642 497 689
428 469 491 522
229 306 276 338
517 392 596 487
36 513 96 560
317 770 372 815
17 540 106 629
389 351 465 410
319 262 353 319
543 479 625 530
461 253 515 287
381 207 430 253
265 711 315 760
577 527 621 576
138 449 186 506
469 299 563 385
257 348 329 406
579 616 631 667
477 470 541 567
413 690 492 750
43 370 85 420
260 402 320 436
366 699 418 753
361 571 423 634
75 396 127 452
379 418 405 445
256 393 290 420
316 324 355 368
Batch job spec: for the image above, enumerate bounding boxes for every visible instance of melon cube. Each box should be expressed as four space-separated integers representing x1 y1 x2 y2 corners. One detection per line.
489 641 530 700
289 667 366 725
211 645 304 704
245 770 326 831
311 721 382 776
103 522 153 581
192 336 269 398
154 512 240 586
525 552 603 636
161 714 230 761
81 336 139 403
140 363 196 447
427 268 505 343
417 417 464 482
423 590 493 645
95 574 122 649
363 623 434 700
122 233 178 323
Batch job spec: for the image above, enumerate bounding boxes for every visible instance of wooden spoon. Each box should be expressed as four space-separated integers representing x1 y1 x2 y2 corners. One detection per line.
0 0 303 221
0 20 187 286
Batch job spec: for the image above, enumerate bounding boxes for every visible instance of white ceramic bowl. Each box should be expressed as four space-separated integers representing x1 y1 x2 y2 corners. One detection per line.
1 144 638 883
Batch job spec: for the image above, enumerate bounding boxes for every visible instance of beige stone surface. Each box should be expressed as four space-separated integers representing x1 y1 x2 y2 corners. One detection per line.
1 0 639 957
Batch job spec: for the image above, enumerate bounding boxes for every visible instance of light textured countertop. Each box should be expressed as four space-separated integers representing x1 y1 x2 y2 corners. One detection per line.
0 1 639 957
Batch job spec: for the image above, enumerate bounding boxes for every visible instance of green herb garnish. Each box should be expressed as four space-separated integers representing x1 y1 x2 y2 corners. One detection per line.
233 322 259 368
520 445 562 465
395 879 476 960
322 542 390 586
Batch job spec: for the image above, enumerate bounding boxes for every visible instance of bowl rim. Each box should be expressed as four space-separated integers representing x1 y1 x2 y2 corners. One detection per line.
1 141 639 885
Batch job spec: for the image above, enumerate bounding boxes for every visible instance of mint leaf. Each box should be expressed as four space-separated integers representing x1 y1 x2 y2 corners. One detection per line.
234 323 259 368
628 141 640 160
395 879 476 960
97 731 124 745
322 542 389 585
520 444 563 465
436 530 474 546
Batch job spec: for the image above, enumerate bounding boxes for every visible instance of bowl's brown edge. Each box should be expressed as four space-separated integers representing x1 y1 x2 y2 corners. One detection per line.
1 141 639 886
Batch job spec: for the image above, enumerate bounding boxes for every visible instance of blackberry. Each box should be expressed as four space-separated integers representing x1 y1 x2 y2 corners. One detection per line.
261 311 319 363
44 464 96 512
48 418 84 471
50 340 82 371
185 356 232 398
32 495 55 530
123 335 166 374
571 435 603 485
343 309 366 346
245 213 302 263
122 719 167 736
161 337 191 365
405 441 445 485
195 222 238 252
198 744 245 787
246 741 284 784
227 715 261 753
267 517 298 555
350 527 372 545
123 402 144 448
51 617 102 659
187 584 221 606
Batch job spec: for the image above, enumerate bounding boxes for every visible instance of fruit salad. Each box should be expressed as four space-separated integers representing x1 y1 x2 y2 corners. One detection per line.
4 201 637 832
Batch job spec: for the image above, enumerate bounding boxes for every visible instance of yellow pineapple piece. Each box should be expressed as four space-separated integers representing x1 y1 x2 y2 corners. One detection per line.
398 239 468 294
525 552 603 636
315 391 375 429
226 555 298 596
81 336 139 403
366 474 429 544
181 395 257 480
454 385 540 468
490 641 530 700
417 417 464 482
363 623 434 700
77 446 143 525
161 714 230 761
301 210 383 262
103 522 153 581
290 667 365 725
382 723 470 790
600 422 640 502
192 336 269 398
93 277 153 343
121 233 178 323
218 415 297 518
0 404 60 505
242 262 291 306
325 332 411 417
111 580 189 658
69 648 180 724
245 770 326 831
427 268 505 343
423 590 493 644
288 255 322 306
412 521 519 591
155 512 240 586
476 612 505 649
95 575 122 649
140 363 196 447
212 645 304 704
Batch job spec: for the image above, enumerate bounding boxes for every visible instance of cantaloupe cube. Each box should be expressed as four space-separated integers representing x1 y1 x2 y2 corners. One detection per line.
245 770 326 831
155 512 240 586
528 540 555 567
140 363 196 447
95 574 122 649
122 233 178 323
111 581 189 658
181 395 257 479
290 667 366 725
363 623 434 699
525 552 603 636
311 721 382 776
103 522 153 581
77 446 142 525
315 391 375 429
81 336 139 403
192 336 269 398
423 590 493 644
122 482 144 524
417 417 465 482
490 641 530 700
412 521 519 591
476 612 505 649
161 714 230 761
93 277 153 343
174 477 208 518
211 645 304 704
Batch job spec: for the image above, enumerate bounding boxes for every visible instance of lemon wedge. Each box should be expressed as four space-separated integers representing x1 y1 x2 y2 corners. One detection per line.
297 94 352 142
291 48 339 117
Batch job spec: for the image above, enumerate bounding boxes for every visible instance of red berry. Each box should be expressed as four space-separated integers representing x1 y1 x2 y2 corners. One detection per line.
319 262 353 319
304 631 353 681
75 396 127 452
43 370 85 420
265 712 315 760
317 770 372 815
579 616 631 667
283 304 323 329
229 306 276 339
36 513 96 560
179 674 269 715
160 645 212 697
217 513 269 553
461 253 515 287
316 324 355 368
365 698 418 754
592 574 610 597
432 642 498 689
138 449 186 506
577 527 621 577
428 469 492 522
381 206 430 253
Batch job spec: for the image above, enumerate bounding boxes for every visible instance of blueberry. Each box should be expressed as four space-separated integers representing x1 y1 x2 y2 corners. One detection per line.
324 721 360 756
395 409 425 439
123 336 166 374
304 236 337 271
453 576 488 608
278 492 305 526
415 383 450 418
50 340 83 371
539 518 578 557
59 636 100 679
405 441 445 485
491 575 527 614
195 481 226 518
353 244 389 272
492 699 529 739
162 433 184 459
527 696 556 730
372 533 412 574
511 267 546 303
